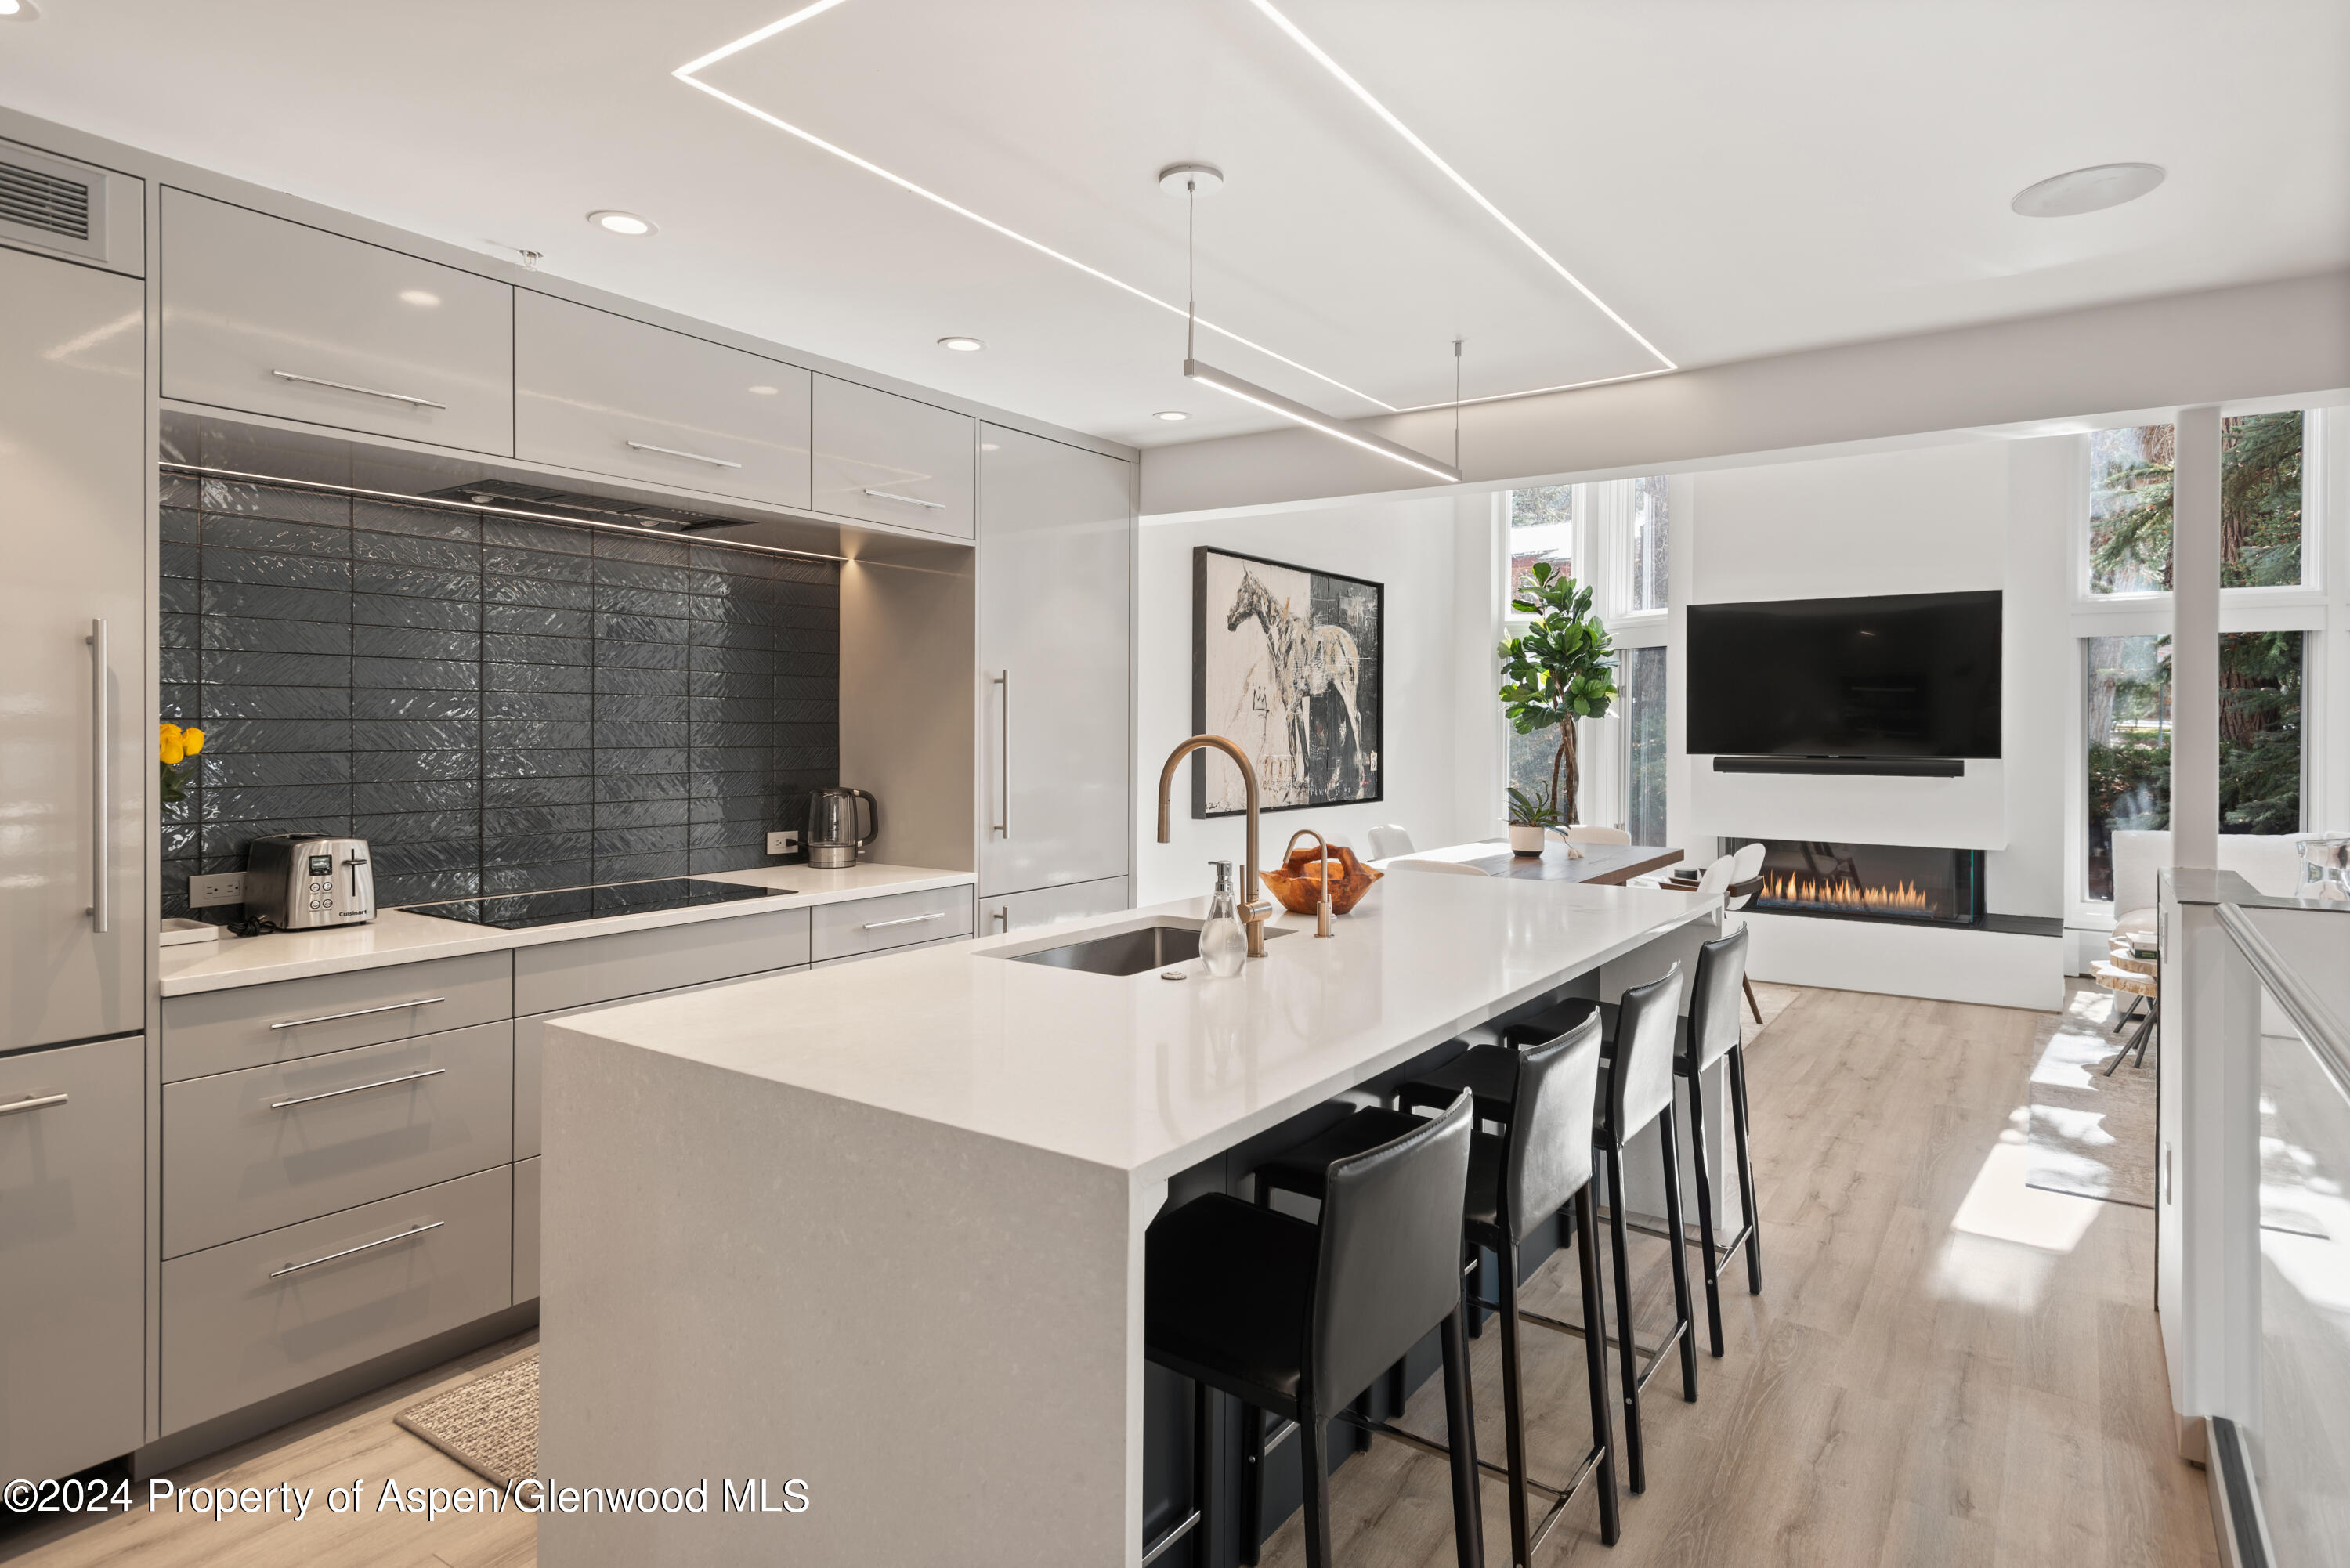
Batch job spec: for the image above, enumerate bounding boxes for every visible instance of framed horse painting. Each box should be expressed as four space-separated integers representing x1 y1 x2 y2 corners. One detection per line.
1191 546 1383 817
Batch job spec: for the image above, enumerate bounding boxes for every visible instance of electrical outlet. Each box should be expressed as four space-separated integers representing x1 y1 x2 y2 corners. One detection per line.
766 830 801 856
189 872 247 909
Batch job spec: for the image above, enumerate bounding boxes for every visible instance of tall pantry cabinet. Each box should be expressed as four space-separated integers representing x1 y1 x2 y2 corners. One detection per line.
975 425 1133 932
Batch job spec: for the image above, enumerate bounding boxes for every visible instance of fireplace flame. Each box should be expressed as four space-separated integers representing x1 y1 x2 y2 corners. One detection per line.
1762 871 1935 917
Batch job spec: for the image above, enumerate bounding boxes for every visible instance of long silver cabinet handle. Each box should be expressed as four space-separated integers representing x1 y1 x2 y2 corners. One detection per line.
270 370 448 410
861 912 945 930
269 996 446 1031
992 670 1010 839
862 487 945 509
86 618 109 934
267 1220 443 1279
0 1093 70 1118
627 439 743 468
269 1068 446 1111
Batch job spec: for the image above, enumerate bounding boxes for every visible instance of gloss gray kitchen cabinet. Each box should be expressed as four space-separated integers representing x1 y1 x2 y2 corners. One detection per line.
978 425 1132 900
161 1165 512 1436
810 374 975 537
161 950 514 1082
162 1020 515 1259
512 1157 541 1303
514 291 812 509
512 908 811 1015
977 876 1133 938
0 1036 145 1483
0 247 145 1053
160 188 513 453
808 884 974 963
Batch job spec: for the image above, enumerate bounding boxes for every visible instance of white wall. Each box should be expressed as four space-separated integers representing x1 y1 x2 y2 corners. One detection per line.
1133 495 1495 905
1683 440 2066 918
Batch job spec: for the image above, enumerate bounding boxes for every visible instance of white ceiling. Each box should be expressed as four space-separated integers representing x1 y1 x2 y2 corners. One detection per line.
3 0 2344 453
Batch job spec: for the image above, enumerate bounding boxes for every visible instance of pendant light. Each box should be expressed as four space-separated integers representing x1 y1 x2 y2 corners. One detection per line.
1163 163 1462 484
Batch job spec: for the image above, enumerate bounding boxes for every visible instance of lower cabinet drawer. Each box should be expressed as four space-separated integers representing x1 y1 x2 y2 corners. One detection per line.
810 885 974 963
162 1021 515 1259
162 950 513 1082
513 1156 540 1303
161 1165 512 1436
513 908 810 1015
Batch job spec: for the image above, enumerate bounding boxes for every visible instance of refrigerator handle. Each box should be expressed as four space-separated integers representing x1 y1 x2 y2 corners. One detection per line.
87 617 109 934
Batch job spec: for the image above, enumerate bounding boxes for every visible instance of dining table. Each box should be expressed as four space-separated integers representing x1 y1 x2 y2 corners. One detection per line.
1388 838 1686 884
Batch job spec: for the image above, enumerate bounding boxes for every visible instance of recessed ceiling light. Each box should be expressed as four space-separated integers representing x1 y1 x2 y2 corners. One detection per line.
0 0 36 20
588 210 656 236
399 289 441 308
2011 163 2166 218
747 384 779 396
1154 410 1190 422
978 442 1000 451
938 336 985 352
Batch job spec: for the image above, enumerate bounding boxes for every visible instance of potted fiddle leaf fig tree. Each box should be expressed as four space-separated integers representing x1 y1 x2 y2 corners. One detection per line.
1498 562 1618 851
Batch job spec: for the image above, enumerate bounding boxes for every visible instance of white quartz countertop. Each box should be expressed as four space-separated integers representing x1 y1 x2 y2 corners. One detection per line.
157 863 974 996
552 873 1712 1180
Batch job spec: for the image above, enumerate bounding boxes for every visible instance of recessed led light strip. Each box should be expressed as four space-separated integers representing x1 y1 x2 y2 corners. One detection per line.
1184 359 1462 482
1240 0 1675 374
157 464 850 562
674 10 1397 414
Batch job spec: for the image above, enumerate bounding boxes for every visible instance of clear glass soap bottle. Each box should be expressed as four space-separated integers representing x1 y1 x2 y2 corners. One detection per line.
1200 860 1249 977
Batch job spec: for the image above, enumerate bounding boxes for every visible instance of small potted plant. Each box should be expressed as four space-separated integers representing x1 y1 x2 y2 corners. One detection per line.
159 721 205 805
1506 782 1560 855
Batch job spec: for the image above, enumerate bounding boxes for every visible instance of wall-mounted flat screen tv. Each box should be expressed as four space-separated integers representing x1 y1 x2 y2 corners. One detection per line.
1686 590 2001 758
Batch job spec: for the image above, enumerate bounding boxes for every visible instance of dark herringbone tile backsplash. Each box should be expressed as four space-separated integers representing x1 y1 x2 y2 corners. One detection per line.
159 474 838 919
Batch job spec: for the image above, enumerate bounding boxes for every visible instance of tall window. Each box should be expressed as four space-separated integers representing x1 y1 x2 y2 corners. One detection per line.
2088 413 2305 594
1629 474 1668 612
2084 635 2171 901
1509 484 1572 597
1621 646 1668 844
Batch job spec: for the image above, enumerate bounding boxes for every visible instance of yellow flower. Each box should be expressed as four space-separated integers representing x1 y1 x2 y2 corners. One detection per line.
160 740 184 765
182 728 205 757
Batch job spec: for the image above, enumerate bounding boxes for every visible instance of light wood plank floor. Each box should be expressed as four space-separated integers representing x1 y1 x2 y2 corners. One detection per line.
2 986 2212 1568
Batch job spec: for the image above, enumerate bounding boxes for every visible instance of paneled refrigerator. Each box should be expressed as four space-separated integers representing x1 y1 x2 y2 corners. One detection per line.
0 227 150 1482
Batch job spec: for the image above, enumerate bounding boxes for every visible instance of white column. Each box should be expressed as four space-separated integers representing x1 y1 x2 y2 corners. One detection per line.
2171 406 2222 869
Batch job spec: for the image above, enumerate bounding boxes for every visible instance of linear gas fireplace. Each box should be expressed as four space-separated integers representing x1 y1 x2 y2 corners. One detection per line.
1735 840 1985 927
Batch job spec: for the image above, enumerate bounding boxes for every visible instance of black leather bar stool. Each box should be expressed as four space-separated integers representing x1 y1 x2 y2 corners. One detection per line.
1502 930 1764 1362
1144 1093 1485 1568
1256 1014 1620 1564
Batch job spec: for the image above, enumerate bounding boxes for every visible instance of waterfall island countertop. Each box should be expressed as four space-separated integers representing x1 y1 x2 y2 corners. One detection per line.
537 872 1714 1567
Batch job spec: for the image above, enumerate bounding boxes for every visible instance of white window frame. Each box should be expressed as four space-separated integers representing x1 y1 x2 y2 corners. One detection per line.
2063 405 2339 930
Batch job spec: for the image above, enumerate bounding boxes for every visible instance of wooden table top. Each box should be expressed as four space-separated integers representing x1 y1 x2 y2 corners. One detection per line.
1427 840 1685 885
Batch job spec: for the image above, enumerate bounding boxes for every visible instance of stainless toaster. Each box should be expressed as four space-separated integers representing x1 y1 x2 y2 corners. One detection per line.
244 835 376 930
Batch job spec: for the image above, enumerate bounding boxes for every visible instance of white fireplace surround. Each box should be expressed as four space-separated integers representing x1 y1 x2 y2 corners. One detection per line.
1687 756 2007 850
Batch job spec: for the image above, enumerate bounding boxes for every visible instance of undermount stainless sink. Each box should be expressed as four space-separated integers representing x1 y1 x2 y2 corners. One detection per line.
1007 921 1295 977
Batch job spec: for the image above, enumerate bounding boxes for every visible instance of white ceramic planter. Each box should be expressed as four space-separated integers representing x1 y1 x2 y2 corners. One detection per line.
1508 822 1547 854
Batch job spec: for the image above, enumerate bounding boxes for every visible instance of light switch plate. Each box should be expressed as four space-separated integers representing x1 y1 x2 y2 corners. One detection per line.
189 872 247 908
766 830 801 855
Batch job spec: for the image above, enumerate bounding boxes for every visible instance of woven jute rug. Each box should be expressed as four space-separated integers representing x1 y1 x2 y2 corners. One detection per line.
395 1353 538 1488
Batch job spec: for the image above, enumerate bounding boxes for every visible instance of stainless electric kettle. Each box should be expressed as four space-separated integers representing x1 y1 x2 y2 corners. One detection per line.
806 786 879 869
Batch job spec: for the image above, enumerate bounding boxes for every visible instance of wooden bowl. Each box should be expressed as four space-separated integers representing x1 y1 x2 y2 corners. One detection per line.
1260 843 1383 916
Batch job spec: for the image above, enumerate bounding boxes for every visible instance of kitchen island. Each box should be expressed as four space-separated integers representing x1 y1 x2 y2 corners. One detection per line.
536 870 1714 1567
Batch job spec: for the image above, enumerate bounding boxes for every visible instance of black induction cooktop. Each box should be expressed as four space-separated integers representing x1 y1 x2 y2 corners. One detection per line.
398 877 793 931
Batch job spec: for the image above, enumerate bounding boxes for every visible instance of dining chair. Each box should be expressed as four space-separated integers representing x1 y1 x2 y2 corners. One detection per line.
1365 825 1416 859
1567 825 1632 845
1719 843 1768 1023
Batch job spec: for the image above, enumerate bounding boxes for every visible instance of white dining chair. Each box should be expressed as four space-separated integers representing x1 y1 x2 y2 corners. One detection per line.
1566 824 1632 845
1720 842 1768 1021
1388 857 1490 877
1365 825 1416 859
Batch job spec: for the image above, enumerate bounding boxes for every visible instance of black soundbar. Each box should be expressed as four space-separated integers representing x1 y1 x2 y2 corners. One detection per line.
1710 755 1967 778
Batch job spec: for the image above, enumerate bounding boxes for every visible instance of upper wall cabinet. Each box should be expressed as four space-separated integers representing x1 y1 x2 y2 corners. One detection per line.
811 374 974 539
161 189 514 454
515 292 812 511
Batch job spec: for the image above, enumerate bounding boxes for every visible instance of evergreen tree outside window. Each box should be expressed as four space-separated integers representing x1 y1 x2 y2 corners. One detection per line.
1622 646 1668 844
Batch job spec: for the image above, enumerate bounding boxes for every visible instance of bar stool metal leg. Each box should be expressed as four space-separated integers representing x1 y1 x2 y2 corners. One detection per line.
1601 1136 1644 1494
1573 1190 1622 1545
1496 1239 1533 1562
1438 1303 1485 1568
1683 1064 1727 1357
1297 1411 1333 1568
1658 1103 1701 1401
1729 1043 1762 1295
1240 1404 1266 1567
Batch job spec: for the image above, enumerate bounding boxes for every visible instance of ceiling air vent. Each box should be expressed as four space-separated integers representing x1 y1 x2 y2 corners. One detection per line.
0 141 115 266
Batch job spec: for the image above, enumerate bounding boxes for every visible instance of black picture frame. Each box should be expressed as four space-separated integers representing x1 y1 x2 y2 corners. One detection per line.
1191 545 1385 819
